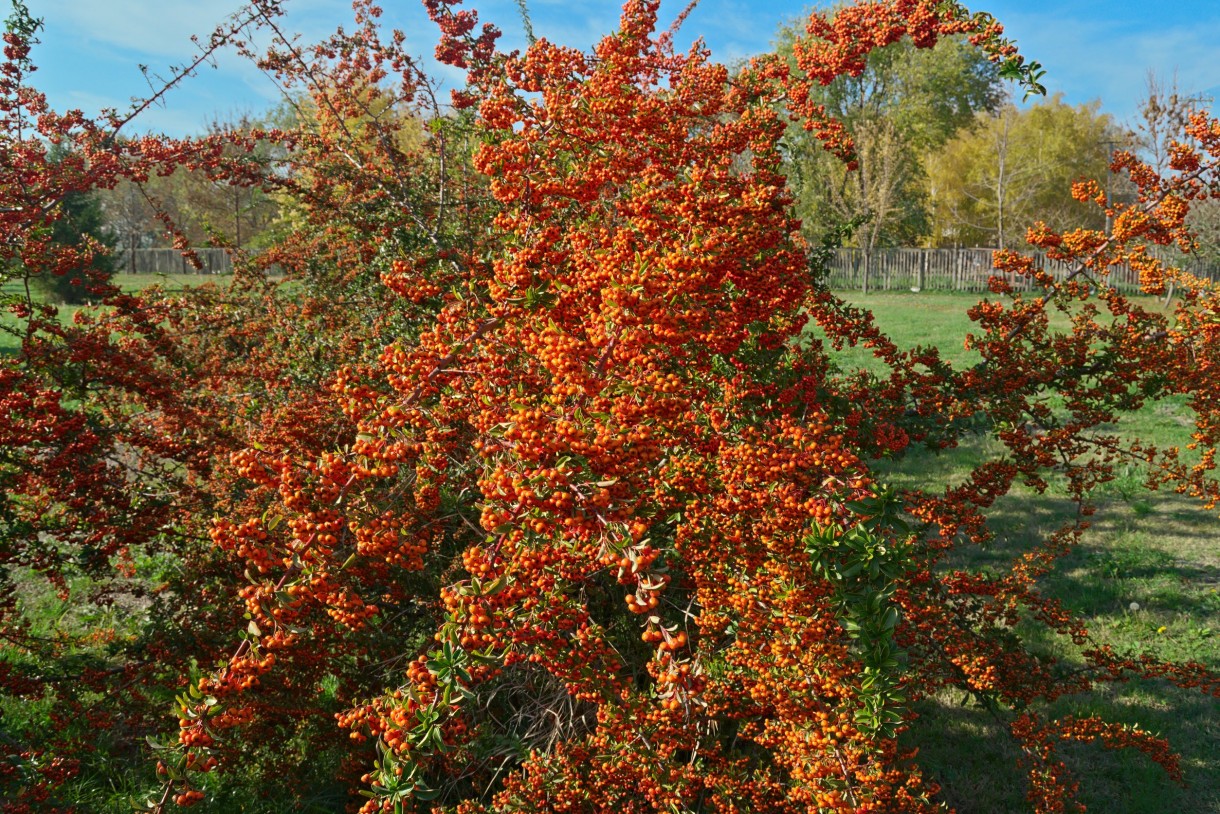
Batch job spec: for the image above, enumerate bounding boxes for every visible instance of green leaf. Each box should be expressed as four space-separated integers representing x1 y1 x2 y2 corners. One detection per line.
882 606 900 630
413 786 441 802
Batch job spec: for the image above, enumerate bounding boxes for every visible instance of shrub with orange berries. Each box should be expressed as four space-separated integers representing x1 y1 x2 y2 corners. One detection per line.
2 0 1218 812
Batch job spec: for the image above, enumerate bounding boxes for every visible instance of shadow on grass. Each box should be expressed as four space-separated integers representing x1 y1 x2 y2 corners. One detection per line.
907 681 1220 814
877 432 1220 811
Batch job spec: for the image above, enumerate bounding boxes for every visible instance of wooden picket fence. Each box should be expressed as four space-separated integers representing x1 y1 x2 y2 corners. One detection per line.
821 247 1220 293
118 246 1220 292
117 248 236 275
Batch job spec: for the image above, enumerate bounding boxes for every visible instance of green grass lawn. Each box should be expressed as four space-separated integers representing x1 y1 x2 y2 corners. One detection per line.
830 292 1219 813
1 272 231 355
885 436 1220 813
107 272 231 293
815 290 1180 374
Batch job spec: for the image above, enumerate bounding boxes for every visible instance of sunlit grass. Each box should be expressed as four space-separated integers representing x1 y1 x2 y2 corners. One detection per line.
835 292 1219 812
1 273 232 355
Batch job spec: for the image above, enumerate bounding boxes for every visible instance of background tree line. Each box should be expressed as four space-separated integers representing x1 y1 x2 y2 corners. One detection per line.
41 6 1217 306
39 88 432 303
775 7 1215 260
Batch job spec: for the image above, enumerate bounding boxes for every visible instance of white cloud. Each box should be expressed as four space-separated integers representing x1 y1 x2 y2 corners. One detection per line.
33 0 266 58
981 7 1219 122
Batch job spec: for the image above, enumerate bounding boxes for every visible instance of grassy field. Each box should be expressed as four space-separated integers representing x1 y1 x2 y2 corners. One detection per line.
887 436 1219 813
0 272 230 355
4 285 1217 811
814 289 1181 373
827 293 1219 813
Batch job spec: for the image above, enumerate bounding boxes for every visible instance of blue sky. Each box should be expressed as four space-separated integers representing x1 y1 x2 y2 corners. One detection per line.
21 0 1220 136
